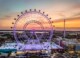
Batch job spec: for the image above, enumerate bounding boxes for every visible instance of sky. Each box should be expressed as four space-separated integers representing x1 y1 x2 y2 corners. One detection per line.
0 0 80 31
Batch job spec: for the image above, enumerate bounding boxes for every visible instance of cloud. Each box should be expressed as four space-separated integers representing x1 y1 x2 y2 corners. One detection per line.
0 15 11 20
53 17 80 31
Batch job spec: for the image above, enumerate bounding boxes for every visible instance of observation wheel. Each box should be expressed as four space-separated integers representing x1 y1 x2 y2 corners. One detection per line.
11 9 53 50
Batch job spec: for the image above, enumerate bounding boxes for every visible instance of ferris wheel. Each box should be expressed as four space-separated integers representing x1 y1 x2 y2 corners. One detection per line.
11 9 53 50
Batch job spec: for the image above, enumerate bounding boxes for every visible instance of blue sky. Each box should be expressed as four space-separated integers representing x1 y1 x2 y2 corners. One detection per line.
0 0 53 17
0 0 80 18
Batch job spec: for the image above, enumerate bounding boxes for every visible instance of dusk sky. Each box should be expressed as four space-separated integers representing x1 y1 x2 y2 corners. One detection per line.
0 0 80 31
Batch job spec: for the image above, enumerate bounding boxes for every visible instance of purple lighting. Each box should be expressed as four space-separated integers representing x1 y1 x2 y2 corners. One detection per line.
12 9 53 50
17 42 63 50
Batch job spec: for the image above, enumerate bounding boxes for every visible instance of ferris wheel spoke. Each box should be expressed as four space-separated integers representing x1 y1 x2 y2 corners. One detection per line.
12 9 53 50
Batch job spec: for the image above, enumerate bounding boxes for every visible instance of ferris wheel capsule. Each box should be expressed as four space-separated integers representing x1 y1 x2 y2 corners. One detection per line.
17 15 20 17
25 10 27 13
39 10 41 12
46 14 48 16
43 12 45 14
21 12 23 14
49 18 51 19
12 22 14 24
30 9 32 11
34 9 36 11
14 18 16 20
11 27 13 29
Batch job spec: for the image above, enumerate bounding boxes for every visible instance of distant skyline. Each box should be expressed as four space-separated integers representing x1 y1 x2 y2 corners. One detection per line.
0 0 80 31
